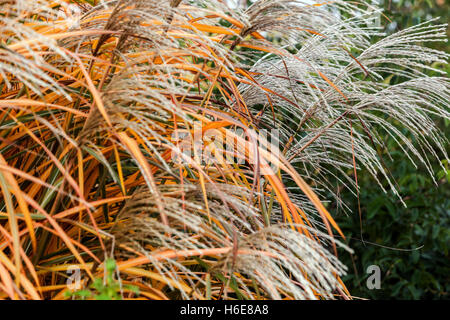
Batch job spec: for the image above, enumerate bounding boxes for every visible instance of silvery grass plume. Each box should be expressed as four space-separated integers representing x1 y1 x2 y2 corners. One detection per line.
0 0 447 300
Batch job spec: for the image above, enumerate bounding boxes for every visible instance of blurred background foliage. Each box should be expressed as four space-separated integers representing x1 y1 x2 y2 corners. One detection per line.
333 0 449 300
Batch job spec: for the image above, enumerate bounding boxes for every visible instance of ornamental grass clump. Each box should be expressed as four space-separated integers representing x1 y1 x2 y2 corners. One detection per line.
0 0 448 300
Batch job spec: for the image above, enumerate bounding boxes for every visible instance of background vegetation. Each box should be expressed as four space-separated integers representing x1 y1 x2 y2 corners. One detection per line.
334 0 450 299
